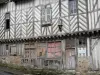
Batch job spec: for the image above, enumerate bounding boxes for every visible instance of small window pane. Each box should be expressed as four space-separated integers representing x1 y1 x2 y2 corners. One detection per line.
5 13 10 30
42 9 45 15
69 0 77 14
47 15 51 22
5 12 10 19
6 45 9 50
39 52 42 56
47 7 51 14
5 19 10 29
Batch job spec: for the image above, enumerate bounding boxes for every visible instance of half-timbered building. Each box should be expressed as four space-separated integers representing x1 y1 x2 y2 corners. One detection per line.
0 0 100 71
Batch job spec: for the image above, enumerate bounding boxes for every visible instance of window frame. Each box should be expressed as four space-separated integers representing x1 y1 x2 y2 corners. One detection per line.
10 45 17 56
5 12 10 30
69 0 77 15
41 4 52 25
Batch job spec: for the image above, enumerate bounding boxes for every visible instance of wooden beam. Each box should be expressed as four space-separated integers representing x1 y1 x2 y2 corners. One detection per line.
0 29 100 44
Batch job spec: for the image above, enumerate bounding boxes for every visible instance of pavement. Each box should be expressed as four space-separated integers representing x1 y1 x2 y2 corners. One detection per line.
0 71 13 75
0 69 14 75
0 67 24 75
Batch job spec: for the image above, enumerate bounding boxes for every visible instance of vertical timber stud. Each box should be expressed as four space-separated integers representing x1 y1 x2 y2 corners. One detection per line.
59 0 61 19
87 38 90 57
75 38 78 71
86 0 90 70
61 39 66 69
68 0 71 33
8 0 10 39
87 38 91 70
14 0 17 39
59 0 63 33
45 41 48 69
86 0 89 30
76 0 79 32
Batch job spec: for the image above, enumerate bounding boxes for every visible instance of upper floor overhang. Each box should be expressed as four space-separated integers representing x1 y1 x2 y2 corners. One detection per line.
0 29 100 44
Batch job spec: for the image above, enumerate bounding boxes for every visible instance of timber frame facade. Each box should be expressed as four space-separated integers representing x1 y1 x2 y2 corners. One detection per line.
0 0 100 71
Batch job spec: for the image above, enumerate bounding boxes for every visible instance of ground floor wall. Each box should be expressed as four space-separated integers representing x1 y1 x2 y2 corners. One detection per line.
0 37 99 71
90 38 100 70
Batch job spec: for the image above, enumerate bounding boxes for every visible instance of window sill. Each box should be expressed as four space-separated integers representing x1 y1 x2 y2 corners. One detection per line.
41 23 52 27
10 54 17 56
5 29 10 31
69 13 77 16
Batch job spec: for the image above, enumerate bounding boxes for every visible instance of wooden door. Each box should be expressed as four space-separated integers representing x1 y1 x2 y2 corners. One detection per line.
65 48 76 70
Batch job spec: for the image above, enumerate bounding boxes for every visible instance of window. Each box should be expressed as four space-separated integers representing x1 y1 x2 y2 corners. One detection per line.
79 39 86 46
39 52 42 56
47 42 61 58
6 45 9 50
78 39 87 57
10 45 17 56
5 12 10 30
69 0 77 14
41 5 51 25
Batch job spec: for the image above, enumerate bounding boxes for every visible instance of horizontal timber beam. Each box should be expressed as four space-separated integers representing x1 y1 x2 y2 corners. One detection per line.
0 29 100 44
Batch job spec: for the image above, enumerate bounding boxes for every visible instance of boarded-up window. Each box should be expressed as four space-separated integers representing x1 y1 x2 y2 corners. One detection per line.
47 42 61 58
37 43 46 57
10 45 17 56
24 43 36 58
